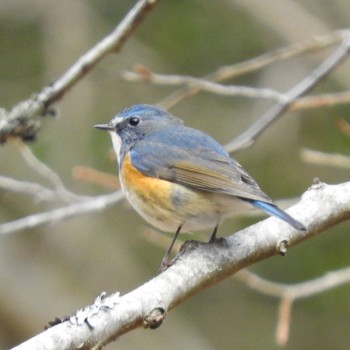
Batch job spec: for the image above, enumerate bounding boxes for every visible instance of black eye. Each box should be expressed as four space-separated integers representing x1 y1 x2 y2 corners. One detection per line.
129 117 140 126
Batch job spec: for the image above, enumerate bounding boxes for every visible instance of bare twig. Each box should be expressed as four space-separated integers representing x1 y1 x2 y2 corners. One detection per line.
235 267 350 299
123 66 287 102
226 31 350 152
300 148 350 168
0 175 74 203
38 0 158 107
235 267 350 346
276 297 292 347
122 31 350 153
11 181 350 350
291 91 350 110
337 118 350 137
0 142 123 234
15 141 89 202
16 142 66 188
0 0 159 143
125 67 350 112
0 191 124 236
158 31 344 109
72 166 120 190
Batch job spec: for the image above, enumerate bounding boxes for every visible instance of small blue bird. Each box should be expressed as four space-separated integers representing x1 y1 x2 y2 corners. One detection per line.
95 104 305 267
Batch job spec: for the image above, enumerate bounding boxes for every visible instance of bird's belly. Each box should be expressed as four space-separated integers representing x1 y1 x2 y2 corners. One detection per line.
122 182 221 232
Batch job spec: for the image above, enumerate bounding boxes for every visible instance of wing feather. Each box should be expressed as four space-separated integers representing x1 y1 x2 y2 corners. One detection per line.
160 158 272 202
129 127 272 203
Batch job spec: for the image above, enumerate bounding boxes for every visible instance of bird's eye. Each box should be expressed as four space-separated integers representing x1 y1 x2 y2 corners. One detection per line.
129 117 140 126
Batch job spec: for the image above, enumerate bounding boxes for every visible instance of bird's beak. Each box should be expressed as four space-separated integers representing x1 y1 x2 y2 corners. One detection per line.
94 123 114 131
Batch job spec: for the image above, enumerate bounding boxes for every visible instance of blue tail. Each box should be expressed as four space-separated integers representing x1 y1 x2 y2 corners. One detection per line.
246 200 306 231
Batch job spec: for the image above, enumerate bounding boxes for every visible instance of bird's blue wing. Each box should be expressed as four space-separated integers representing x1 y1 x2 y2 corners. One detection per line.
129 125 272 202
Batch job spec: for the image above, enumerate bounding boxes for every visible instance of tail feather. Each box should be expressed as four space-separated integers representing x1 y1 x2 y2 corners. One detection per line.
246 199 306 231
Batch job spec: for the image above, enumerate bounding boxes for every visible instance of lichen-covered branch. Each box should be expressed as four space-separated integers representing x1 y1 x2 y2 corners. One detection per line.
0 0 159 144
11 181 350 350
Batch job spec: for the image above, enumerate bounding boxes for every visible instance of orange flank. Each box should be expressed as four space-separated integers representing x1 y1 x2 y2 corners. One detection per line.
72 166 120 190
121 154 174 210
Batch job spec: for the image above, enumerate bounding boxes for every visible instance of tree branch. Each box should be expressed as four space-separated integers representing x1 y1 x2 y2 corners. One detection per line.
11 181 350 350
125 67 350 111
0 0 159 144
0 191 124 236
235 266 350 346
122 30 350 153
235 267 350 299
158 31 344 109
225 31 350 152
123 65 287 102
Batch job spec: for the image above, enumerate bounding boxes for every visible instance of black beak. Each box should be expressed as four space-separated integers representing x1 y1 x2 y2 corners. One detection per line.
94 123 114 131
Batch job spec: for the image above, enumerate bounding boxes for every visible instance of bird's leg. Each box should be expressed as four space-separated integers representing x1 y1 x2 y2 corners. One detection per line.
209 223 219 243
158 224 183 273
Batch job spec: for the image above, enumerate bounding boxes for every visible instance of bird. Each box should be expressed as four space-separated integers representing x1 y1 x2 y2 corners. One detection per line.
95 104 306 268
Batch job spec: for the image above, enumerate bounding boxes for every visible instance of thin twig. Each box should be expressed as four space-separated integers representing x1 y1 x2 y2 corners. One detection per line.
122 32 350 153
235 267 350 299
124 66 287 102
236 267 350 346
126 67 350 111
38 0 159 107
0 191 124 236
158 31 344 109
15 141 89 202
72 166 120 190
292 91 350 110
225 31 350 152
337 118 350 137
300 148 350 168
0 175 74 203
276 297 293 347
16 141 66 187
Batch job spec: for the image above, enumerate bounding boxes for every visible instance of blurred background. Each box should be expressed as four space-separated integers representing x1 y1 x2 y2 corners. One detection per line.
0 0 349 349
